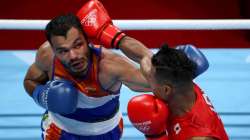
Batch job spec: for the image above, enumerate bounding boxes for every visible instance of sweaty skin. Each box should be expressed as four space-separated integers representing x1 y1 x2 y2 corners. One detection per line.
24 27 151 97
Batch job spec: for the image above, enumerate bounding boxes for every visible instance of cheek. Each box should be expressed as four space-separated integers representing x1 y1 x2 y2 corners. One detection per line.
79 46 89 58
153 88 168 102
56 55 70 65
153 88 162 98
149 81 163 98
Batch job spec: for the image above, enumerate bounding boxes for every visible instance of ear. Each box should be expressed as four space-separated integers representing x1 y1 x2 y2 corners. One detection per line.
153 84 173 102
162 84 173 97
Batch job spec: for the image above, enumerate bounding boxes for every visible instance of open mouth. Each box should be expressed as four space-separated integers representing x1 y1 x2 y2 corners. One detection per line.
71 61 85 70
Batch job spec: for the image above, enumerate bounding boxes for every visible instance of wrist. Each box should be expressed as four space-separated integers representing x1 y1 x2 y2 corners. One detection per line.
100 24 126 48
113 32 126 49
145 131 168 140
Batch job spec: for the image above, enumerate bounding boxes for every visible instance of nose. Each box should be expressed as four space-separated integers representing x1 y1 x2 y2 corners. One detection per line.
69 49 77 60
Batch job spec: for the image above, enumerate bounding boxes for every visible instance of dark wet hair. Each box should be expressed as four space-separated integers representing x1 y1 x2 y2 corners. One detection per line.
151 43 196 86
45 13 86 44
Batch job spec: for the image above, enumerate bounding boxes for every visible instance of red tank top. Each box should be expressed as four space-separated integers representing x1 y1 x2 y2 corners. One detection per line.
168 84 229 140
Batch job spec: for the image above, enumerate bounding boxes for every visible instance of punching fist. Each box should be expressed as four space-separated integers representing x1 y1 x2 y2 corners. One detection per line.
176 44 209 78
77 0 125 48
32 79 78 114
127 94 169 140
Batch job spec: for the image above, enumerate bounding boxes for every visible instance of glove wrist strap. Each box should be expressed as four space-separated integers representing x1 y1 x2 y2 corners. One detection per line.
145 131 167 138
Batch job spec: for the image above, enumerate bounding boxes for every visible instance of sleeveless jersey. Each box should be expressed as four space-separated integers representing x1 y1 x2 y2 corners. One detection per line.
168 84 229 140
47 45 122 136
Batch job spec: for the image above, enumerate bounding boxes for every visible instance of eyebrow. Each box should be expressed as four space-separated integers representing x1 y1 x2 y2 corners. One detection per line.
73 37 82 44
55 47 68 51
54 37 82 51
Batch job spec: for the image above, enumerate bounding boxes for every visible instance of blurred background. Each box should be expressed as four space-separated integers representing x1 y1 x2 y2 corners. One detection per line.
0 0 250 139
0 0 250 49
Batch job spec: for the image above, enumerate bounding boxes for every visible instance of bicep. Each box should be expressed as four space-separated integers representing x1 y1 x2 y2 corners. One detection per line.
35 41 53 71
113 56 151 92
23 42 53 96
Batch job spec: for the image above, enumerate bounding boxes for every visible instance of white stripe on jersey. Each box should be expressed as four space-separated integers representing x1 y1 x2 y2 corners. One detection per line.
48 110 122 136
77 90 120 109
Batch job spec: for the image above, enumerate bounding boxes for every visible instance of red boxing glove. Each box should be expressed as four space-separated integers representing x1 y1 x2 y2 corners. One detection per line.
77 0 125 48
127 94 169 140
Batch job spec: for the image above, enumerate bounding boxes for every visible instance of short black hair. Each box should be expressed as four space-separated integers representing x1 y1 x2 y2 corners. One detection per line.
45 13 85 44
151 43 196 86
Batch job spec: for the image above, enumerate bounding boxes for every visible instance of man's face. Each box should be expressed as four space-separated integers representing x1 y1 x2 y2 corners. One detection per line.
148 66 171 103
51 27 90 75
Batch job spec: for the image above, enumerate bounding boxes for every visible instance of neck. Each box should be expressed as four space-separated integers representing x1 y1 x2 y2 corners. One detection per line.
71 69 89 80
168 83 196 117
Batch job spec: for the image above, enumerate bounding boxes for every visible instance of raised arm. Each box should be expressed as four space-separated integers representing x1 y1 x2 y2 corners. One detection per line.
100 48 151 92
76 0 209 80
118 36 153 64
23 42 78 114
77 0 154 80
23 41 52 96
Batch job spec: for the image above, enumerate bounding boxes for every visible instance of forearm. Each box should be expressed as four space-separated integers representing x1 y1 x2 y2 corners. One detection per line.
119 36 153 63
30 79 78 114
122 68 152 92
24 80 42 96
24 63 78 114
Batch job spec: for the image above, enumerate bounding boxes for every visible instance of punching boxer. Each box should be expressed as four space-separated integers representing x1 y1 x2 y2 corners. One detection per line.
23 13 151 140
126 44 229 140
76 0 229 139
23 0 218 140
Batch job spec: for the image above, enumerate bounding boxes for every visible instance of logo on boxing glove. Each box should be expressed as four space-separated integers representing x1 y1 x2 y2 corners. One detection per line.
133 120 152 133
80 9 97 27
40 87 50 109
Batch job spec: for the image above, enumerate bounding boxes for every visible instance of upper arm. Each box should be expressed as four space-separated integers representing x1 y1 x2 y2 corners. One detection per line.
23 42 53 96
34 41 54 71
189 137 218 140
117 58 151 92
101 50 151 92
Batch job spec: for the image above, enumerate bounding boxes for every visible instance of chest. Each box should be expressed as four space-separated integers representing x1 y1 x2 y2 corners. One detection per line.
168 120 190 139
53 60 121 97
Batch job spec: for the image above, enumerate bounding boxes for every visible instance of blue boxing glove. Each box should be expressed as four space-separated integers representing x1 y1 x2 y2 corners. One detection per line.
32 79 78 114
176 44 209 78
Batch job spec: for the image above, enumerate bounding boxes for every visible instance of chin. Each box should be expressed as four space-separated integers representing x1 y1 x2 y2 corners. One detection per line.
73 67 88 75
80 68 88 75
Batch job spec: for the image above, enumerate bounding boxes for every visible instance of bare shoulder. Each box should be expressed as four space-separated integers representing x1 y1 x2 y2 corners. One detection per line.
100 47 120 59
98 48 119 73
99 47 133 68
35 41 54 72
98 47 151 91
